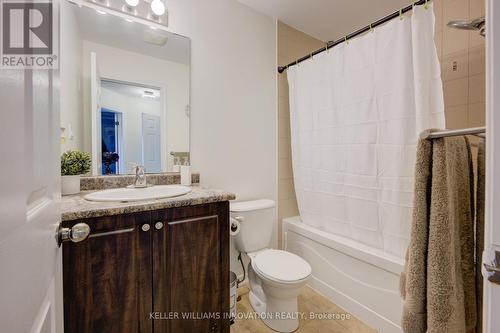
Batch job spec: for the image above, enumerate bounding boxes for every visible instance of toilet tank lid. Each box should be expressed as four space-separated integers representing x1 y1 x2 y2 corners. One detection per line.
230 199 275 212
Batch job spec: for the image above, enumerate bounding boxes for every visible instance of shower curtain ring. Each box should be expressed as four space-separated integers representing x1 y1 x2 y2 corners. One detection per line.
369 24 373 33
424 0 429 9
399 9 404 20
344 36 349 45
325 42 329 53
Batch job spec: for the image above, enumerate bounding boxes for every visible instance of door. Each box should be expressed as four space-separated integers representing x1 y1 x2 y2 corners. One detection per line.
101 109 121 174
0 62 63 330
152 203 230 333
62 213 153 333
484 0 500 331
142 113 161 173
90 52 102 175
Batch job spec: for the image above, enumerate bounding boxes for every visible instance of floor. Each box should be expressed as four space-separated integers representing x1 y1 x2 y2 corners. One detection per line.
231 285 377 333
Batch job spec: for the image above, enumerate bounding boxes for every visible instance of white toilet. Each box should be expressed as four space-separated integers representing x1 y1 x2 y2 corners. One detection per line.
230 199 312 333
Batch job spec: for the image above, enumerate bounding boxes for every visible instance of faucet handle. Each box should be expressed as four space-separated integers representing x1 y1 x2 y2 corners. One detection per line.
135 165 145 174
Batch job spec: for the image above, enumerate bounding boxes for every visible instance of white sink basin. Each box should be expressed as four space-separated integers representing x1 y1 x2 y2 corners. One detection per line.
84 185 192 202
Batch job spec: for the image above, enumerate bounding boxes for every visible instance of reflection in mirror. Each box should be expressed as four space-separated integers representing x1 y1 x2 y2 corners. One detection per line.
60 1 190 175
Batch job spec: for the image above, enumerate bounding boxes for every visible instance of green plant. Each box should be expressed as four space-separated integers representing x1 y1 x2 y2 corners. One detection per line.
61 150 92 176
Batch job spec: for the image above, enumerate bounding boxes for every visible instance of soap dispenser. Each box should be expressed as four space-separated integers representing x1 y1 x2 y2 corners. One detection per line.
180 163 191 186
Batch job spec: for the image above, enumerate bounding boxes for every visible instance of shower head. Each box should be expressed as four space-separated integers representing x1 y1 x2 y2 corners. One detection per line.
447 16 485 36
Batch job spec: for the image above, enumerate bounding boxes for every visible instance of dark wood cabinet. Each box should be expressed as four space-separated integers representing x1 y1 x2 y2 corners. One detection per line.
63 202 230 333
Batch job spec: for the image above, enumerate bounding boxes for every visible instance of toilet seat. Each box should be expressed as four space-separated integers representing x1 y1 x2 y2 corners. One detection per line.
251 249 311 283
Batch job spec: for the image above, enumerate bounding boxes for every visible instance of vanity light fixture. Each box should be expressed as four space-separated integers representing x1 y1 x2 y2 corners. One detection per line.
85 0 168 26
125 0 139 6
150 0 165 16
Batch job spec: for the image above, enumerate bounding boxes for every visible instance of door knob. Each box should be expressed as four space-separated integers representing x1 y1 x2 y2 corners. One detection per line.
56 223 91 247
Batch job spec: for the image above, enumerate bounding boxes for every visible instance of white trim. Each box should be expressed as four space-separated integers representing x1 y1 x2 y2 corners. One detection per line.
484 0 500 331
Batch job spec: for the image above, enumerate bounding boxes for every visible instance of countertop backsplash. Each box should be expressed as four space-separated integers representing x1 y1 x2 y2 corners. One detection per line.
80 172 200 191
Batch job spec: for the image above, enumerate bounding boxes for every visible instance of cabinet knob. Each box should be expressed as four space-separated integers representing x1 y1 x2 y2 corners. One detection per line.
155 222 164 230
141 224 151 232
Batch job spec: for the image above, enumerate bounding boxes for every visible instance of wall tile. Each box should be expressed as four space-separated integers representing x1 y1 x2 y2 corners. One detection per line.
443 77 468 106
434 0 444 31
469 0 485 18
434 30 443 58
443 0 469 24
279 116 291 138
278 96 290 118
278 135 292 159
278 178 295 200
443 27 469 56
440 50 469 81
469 29 485 48
445 104 468 129
469 73 485 104
279 157 293 180
468 102 485 127
469 45 485 75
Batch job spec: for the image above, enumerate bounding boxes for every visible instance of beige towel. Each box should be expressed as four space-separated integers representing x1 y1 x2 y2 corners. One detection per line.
401 136 477 333
475 140 485 333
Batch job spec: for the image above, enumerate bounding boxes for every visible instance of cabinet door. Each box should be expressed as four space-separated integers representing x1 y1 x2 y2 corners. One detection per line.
63 212 152 333
152 203 230 333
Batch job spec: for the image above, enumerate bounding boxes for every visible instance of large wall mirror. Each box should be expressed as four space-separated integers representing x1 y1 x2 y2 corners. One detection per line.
61 1 190 175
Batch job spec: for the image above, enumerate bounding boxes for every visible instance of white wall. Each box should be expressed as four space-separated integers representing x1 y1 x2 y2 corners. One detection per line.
60 1 83 153
165 0 277 271
82 41 190 171
100 87 161 172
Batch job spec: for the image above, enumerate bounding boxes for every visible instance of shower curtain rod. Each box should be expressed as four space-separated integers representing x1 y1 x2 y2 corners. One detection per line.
277 0 428 73
420 127 486 140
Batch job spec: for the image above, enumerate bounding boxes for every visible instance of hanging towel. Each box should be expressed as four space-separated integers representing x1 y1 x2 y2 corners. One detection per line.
475 140 485 333
400 135 476 333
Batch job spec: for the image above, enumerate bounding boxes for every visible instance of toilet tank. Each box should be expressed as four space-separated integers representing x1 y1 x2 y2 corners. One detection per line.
230 199 275 253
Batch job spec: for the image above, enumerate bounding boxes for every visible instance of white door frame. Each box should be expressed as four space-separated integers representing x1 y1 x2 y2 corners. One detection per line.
484 0 500 331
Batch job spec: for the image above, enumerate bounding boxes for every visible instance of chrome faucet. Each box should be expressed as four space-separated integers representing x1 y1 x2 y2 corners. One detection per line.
133 165 147 188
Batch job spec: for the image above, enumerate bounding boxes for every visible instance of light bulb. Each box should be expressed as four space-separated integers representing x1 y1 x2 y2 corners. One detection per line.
150 0 165 16
125 0 139 7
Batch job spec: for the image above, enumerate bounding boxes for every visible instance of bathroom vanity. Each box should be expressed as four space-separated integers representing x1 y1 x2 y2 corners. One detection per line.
61 184 235 333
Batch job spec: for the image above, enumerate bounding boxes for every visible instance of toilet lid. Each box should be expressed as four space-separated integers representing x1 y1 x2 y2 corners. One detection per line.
253 249 311 282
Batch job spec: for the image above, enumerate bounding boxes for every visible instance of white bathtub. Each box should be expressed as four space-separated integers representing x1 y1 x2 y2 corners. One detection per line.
283 216 404 333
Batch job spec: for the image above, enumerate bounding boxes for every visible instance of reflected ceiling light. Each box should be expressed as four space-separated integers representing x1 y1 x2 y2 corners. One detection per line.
125 18 134 22
150 0 165 16
96 9 107 15
125 0 139 7
142 90 156 98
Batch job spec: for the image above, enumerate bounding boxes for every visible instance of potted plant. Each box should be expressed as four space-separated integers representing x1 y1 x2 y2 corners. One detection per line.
61 150 92 195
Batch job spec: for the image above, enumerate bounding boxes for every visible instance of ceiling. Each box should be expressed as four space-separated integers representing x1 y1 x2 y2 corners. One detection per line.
73 3 191 64
238 0 414 41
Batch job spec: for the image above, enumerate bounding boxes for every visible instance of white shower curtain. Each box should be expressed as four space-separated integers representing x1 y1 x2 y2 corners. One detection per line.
287 4 445 258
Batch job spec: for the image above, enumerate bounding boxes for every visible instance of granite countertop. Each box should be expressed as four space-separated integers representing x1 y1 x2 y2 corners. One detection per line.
61 186 236 222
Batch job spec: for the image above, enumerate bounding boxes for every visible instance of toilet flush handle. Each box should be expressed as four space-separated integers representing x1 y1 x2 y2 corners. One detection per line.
230 216 244 234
